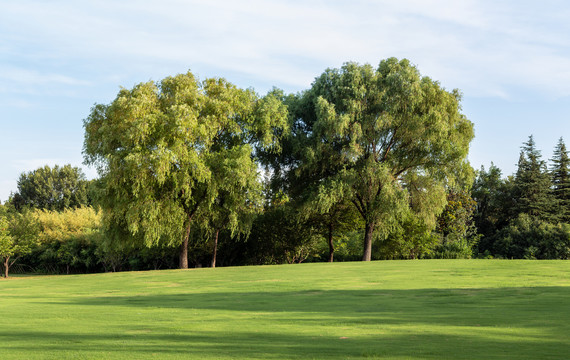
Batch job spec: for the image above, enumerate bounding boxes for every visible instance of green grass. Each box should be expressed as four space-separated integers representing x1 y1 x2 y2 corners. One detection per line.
1 260 569 359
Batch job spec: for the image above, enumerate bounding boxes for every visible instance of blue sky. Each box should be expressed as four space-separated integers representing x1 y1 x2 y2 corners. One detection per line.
1 0 569 202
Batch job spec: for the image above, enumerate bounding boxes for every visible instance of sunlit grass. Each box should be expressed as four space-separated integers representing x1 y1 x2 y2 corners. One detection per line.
1 260 569 359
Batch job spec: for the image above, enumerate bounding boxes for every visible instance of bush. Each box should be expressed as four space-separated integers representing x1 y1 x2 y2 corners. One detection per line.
493 214 570 259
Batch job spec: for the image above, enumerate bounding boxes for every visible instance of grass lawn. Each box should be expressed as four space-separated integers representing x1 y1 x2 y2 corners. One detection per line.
1 260 569 359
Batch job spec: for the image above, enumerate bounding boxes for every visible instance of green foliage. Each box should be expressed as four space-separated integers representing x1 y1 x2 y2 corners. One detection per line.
550 137 570 222
291 58 474 260
472 164 513 242
436 189 477 239
238 202 321 265
10 164 89 211
431 189 479 258
296 191 361 262
376 213 439 259
198 140 266 267
34 207 101 244
0 210 39 277
512 135 556 221
16 207 103 274
472 137 570 259
83 71 288 268
493 214 570 259
0 214 14 276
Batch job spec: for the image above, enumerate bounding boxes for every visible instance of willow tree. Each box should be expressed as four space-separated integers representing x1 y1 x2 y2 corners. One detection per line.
201 144 264 268
83 72 287 268
298 58 474 261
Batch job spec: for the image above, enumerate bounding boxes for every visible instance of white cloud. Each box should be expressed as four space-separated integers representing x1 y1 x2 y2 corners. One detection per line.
1 0 569 201
1 0 570 98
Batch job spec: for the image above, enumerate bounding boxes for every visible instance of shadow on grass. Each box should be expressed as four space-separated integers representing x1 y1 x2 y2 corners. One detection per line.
72 286 569 323
5 287 570 359
1 324 568 359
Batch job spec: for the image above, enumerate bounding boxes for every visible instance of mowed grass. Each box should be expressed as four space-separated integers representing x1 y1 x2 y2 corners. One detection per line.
1 260 569 359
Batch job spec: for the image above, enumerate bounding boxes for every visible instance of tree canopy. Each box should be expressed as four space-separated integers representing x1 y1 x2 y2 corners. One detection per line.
281 58 474 260
0 209 39 277
11 164 89 211
83 71 288 268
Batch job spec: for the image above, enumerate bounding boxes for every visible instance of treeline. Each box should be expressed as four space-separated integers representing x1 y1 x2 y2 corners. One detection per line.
473 136 570 259
1 59 569 277
1 139 568 277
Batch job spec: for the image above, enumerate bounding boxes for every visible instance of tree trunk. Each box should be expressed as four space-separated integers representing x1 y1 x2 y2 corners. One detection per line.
328 223 334 263
179 236 189 269
179 219 192 269
362 222 374 261
211 229 220 268
3 256 9 278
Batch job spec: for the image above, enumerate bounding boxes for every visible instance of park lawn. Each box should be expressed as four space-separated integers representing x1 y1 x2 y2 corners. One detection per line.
0 260 569 359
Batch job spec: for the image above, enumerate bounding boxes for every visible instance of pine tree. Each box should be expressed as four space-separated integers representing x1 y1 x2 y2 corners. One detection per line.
512 135 555 221
550 137 570 222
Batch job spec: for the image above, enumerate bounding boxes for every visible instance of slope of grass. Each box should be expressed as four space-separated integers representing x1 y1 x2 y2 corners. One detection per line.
1 260 569 359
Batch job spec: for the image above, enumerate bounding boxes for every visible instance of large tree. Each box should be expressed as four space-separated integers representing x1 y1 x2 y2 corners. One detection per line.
291 59 474 261
550 137 570 223
11 164 89 211
83 72 288 269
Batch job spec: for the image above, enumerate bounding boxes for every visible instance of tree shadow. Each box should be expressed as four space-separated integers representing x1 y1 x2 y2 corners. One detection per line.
1 325 567 360
8 286 567 359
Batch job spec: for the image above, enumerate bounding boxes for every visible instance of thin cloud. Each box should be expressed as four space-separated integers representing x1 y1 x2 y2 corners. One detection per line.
2 0 569 99
0 67 91 86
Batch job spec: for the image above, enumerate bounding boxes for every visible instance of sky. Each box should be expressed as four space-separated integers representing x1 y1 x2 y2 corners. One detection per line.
1 0 569 202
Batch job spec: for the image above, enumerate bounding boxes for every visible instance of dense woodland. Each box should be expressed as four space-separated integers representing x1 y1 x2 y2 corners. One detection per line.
1 58 569 277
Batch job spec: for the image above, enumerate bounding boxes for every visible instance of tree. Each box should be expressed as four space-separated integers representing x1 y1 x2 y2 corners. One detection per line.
243 200 321 265
0 213 13 277
378 213 439 259
550 137 570 223
494 214 570 259
433 188 478 258
201 146 264 268
512 136 555 221
471 164 514 254
10 165 89 211
303 199 360 262
32 207 102 274
472 164 509 235
83 72 288 269
0 209 38 278
290 59 474 260
271 92 362 263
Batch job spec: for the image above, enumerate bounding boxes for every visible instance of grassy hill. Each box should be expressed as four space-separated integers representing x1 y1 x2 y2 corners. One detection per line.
1 260 569 359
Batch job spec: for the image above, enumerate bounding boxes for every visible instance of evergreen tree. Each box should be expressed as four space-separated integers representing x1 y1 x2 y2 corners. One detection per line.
512 136 555 221
550 137 570 222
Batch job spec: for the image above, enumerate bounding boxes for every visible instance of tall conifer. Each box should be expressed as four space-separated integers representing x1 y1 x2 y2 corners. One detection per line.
512 136 555 221
550 137 570 222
